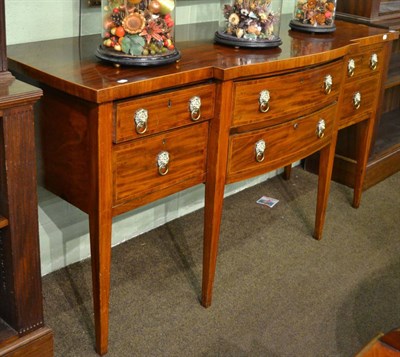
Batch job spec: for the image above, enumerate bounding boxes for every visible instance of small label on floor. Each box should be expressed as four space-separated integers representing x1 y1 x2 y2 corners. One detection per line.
256 196 279 208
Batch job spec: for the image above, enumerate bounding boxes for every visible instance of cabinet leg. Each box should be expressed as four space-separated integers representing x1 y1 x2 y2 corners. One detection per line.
352 120 371 209
89 213 112 356
201 80 232 308
87 102 113 356
314 139 337 240
282 164 292 180
202 180 226 308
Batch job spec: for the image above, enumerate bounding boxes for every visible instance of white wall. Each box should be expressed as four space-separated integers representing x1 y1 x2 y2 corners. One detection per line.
5 0 294 276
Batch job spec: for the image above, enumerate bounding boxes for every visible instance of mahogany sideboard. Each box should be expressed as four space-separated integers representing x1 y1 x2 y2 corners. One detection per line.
7 17 398 355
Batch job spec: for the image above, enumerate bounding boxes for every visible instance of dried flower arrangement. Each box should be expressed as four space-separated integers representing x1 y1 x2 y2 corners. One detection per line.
221 0 280 41
101 0 176 57
293 0 336 27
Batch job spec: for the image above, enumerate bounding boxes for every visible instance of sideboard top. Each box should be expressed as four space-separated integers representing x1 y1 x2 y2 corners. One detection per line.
7 15 398 103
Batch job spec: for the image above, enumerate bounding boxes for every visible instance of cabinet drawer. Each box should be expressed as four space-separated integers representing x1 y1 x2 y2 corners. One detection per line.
114 83 215 143
227 104 336 183
339 75 379 126
344 44 384 82
113 122 208 205
232 60 343 128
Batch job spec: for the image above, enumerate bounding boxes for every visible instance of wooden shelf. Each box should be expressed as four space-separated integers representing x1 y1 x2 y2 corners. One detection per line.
386 52 400 89
372 109 400 155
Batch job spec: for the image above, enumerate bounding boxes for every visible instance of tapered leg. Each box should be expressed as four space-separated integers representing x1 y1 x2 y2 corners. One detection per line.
89 211 112 356
202 81 233 308
314 136 337 240
352 120 372 208
87 103 113 355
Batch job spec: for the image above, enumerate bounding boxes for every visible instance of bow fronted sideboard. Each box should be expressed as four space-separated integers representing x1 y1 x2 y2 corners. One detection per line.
7 16 398 355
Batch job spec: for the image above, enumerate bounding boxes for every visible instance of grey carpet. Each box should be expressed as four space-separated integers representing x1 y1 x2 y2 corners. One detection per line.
42 167 400 357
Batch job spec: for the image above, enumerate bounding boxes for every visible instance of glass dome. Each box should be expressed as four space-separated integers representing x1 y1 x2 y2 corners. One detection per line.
96 0 180 66
289 0 337 33
215 0 283 48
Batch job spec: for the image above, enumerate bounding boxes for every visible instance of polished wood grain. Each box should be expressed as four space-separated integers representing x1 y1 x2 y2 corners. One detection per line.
0 79 53 356
227 104 336 183
88 102 113 356
231 61 342 129
7 17 397 102
114 83 215 143
113 121 208 205
0 327 53 357
202 80 233 308
337 0 400 24
333 1 400 193
339 75 380 127
356 328 400 357
6 17 398 355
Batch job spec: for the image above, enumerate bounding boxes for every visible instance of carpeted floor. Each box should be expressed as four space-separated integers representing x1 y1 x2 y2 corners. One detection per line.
42 167 400 356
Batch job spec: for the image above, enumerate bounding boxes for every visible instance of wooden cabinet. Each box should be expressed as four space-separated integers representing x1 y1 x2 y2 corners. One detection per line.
0 78 53 357
0 1 53 354
330 0 400 189
6 19 398 356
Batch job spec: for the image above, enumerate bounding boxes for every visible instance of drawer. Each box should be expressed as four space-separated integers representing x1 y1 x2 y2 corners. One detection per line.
344 44 384 82
113 122 208 205
227 103 337 184
114 83 215 143
339 75 379 126
232 60 343 128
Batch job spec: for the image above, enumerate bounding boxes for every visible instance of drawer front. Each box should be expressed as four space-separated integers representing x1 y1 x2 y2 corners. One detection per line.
339 75 379 125
113 122 208 205
344 44 384 82
227 104 336 183
232 60 343 128
114 83 215 143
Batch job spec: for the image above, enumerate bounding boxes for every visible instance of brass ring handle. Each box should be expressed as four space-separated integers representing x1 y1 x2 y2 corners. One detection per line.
189 96 201 121
157 151 169 176
370 53 378 71
324 75 333 95
259 90 270 113
316 119 326 139
353 92 361 110
255 140 266 163
134 108 148 134
348 59 355 77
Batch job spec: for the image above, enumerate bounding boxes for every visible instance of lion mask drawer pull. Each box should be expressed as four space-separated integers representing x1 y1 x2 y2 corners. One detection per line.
316 119 326 139
353 92 361 110
157 151 170 176
189 96 201 121
255 139 266 162
370 53 378 71
324 75 333 95
134 108 148 134
348 59 355 77
259 90 270 113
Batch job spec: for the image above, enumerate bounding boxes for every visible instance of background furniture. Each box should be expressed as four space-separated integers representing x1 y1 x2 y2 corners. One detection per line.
356 327 400 356
0 0 53 355
7 17 397 355
314 0 400 189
